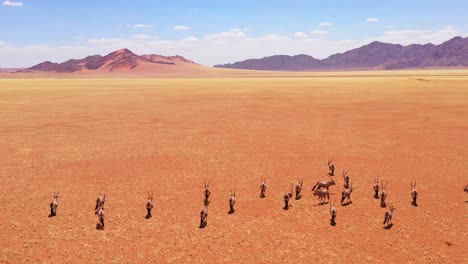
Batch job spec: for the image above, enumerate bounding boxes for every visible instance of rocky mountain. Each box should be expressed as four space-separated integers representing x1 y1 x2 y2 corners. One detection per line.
214 36 468 70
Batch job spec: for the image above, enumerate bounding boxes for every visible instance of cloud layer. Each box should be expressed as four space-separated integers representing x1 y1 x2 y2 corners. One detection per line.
0 27 465 68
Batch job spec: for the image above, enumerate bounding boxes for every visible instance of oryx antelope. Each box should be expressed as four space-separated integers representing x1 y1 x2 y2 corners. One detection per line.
49 192 59 217
464 184 468 192
295 178 304 200
373 176 380 199
283 183 293 210
330 201 337 225
146 191 154 219
95 194 106 214
380 181 388 208
328 158 335 176
204 178 212 199
95 195 106 230
341 183 353 205
342 170 350 189
311 177 335 191
313 188 330 204
383 203 395 228
260 177 267 198
200 202 209 228
229 189 236 214
410 181 418 206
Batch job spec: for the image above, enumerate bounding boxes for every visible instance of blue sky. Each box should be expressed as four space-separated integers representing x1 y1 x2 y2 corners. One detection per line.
1 0 467 67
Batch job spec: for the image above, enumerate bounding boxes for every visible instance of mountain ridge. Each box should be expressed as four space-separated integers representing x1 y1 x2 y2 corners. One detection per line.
214 36 468 71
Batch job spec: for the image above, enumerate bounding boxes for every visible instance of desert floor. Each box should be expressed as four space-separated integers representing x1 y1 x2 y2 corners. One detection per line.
0 74 467 263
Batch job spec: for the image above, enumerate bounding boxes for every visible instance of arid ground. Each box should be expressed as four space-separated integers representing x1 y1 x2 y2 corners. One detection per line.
0 73 467 263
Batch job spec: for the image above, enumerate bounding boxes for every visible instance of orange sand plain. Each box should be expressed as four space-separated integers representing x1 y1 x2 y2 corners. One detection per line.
0 74 467 263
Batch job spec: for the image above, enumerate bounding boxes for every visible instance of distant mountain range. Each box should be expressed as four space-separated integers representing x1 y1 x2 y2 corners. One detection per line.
214 36 468 71
22 48 197 73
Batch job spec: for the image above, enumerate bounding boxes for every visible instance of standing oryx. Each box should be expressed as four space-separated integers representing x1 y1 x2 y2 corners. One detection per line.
313 188 330 205
283 183 293 210
328 158 335 176
95 194 106 230
95 194 106 213
373 176 380 199
146 191 154 219
311 177 335 191
341 183 353 205
49 192 59 217
380 181 388 208
330 201 337 225
342 170 350 189
229 189 236 214
383 203 395 228
295 178 304 200
410 181 418 207
204 178 212 206
204 178 212 199
200 201 209 228
260 177 267 198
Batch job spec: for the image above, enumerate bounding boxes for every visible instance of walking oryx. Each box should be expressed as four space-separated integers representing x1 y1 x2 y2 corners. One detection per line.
380 181 388 208
200 201 209 228
330 201 337 225
313 188 330 205
328 158 335 176
229 189 236 214
410 181 418 206
95 194 106 214
383 203 395 228
49 192 59 217
341 183 354 205
312 177 335 191
295 178 304 200
260 177 267 198
283 183 293 210
373 176 380 199
146 191 154 219
342 170 350 189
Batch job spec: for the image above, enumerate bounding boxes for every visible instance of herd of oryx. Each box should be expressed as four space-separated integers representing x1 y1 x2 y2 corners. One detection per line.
49 158 468 230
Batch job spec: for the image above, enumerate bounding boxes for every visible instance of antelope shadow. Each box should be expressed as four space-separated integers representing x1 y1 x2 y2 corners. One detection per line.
384 223 393 230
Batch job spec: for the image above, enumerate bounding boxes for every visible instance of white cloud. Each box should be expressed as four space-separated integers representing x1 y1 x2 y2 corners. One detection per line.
310 30 328 35
1 26 465 68
131 24 153 28
1 1 23 6
319 22 333 27
173 25 190 31
367 18 379 23
183 36 200 42
131 34 159 41
294 32 308 38
367 26 462 45
0 40 6 46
